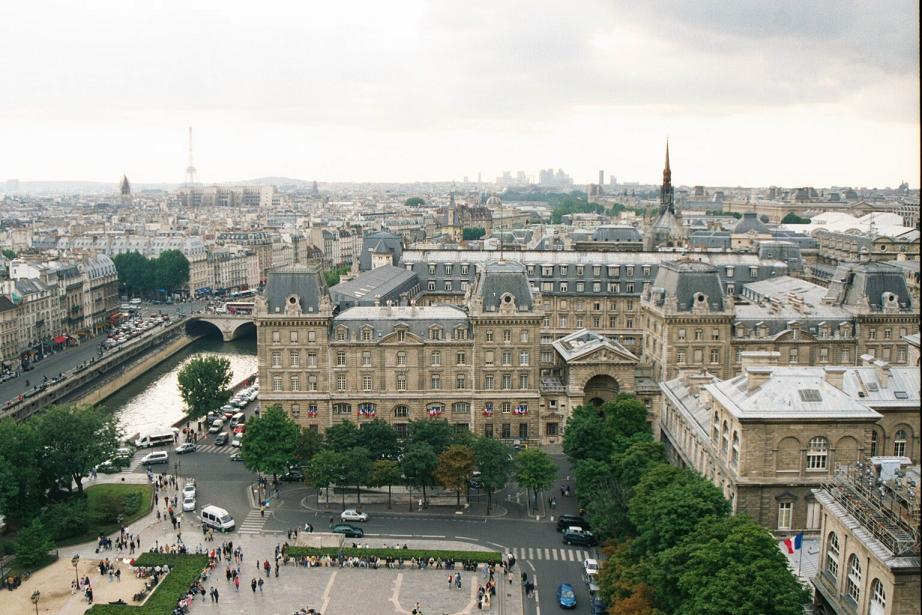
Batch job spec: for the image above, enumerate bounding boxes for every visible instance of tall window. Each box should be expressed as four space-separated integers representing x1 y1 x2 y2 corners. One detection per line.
484 374 494 389
870 431 879 456
289 351 300 368
710 349 720 364
272 376 282 392
519 351 529 366
894 429 907 456
396 374 407 391
520 330 529 343
519 373 529 389
394 405 409 418
431 374 441 390
721 421 730 454
271 351 281 368
777 501 792 530
336 351 346 367
870 579 886 615
456 374 466 389
362 375 372 391
361 328 373 341
290 376 300 391
731 432 740 467
431 351 441 366
712 412 720 442
502 373 512 389
503 330 512 342
361 351 372 367
456 351 466 365
307 352 317 368
807 437 829 470
825 532 839 580
397 351 407 366
336 374 346 391
846 555 862 604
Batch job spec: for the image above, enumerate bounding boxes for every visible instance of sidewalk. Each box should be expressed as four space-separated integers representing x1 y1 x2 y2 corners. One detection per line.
300 489 512 520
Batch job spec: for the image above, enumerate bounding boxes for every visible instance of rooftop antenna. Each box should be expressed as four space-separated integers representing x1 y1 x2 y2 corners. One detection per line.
185 126 197 187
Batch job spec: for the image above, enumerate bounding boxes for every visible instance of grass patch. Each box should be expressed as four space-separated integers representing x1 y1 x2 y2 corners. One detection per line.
58 483 153 546
287 546 502 563
86 552 208 615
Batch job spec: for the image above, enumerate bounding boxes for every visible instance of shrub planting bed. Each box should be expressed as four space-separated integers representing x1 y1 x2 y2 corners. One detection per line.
86 553 209 615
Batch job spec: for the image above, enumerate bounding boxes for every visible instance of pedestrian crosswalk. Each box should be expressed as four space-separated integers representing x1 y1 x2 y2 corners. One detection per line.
507 546 600 562
194 444 236 455
237 509 267 535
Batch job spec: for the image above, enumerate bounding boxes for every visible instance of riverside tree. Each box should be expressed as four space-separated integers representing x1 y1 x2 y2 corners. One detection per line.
177 355 232 419
33 404 119 494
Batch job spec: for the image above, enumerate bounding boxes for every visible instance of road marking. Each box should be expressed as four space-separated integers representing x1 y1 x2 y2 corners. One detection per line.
528 547 534 559
543 548 549 559
527 561 535 571
550 549 557 560
419 534 445 538
320 570 337 614
455 535 477 541
488 541 506 549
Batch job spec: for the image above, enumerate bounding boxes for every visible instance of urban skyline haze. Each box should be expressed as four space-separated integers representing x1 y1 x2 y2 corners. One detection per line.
0 0 919 188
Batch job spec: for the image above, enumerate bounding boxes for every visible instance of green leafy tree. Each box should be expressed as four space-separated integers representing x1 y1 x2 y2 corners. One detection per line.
652 515 810 615
435 444 475 508
514 448 558 514
359 419 399 460
400 442 438 506
612 439 665 495
628 465 730 556
33 404 119 494
1 248 16 260
14 518 54 570
308 449 346 507
177 355 232 419
472 437 512 514
781 212 810 224
240 405 301 477
0 418 43 525
113 251 154 296
603 396 650 442
294 428 325 466
462 227 486 240
323 264 350 287
404 196 425 206
324 420 362 452
370 459 402 509
563 405 615 461
407 419 455 455
342 446 373 506
154 249 190 293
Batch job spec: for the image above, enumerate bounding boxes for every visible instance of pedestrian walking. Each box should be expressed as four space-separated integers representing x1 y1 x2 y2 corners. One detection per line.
234 576 240 592
258 578 264 592
214 587 219 604
251 577 257 593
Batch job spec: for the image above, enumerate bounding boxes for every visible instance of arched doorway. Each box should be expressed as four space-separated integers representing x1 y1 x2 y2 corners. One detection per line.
584 374 620 406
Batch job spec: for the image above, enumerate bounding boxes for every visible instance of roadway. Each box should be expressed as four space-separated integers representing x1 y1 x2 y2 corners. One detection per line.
0 301 204 406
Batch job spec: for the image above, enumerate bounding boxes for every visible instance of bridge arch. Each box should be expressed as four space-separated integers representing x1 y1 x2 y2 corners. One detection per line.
185 316 256 342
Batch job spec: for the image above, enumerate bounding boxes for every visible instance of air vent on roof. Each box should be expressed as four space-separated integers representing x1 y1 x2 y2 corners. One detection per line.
798 389 823 402
894 391 909 400
867 382 879 392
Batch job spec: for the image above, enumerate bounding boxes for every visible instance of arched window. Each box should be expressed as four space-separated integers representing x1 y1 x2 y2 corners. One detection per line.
869 579 886 615
721 421 730 454
894 429 907 457
846 555 862 604
807 437 828 470
731 432 740 467
712 412 720 442
393 405 409 418
825 532 839 580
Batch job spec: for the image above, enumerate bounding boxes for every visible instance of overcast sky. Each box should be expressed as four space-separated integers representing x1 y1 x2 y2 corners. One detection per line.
0 1 918 187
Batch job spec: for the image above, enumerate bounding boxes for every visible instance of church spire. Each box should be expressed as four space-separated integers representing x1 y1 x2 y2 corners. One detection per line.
663 139 671 186
659 139 674 215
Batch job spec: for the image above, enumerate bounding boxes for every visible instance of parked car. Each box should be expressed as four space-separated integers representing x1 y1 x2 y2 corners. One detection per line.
208 419 224 434
469 471 483 489
182 495 196 512
229 452 243 462
583 558 600 583
556 515 590 532
174 442 196 454
214 432 229 446
590 596 607 615
141 451 169 466
563 527 598 547
331 524 364 538
556 583 577 609
230 435 243 448
182 482 196 498
280 468 304 481
340 509 368 522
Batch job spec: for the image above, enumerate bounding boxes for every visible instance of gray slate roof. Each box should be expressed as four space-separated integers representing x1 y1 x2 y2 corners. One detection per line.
473 260 534 312
329 265 418 309
733 212 771 234
648 260 725 311
265 263 328 314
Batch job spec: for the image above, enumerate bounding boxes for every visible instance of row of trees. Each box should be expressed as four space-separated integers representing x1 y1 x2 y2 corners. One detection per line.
549 195 606 224
240 406 557 514
781 212 811 224
564 395 809 615
462 227 486 240
112 250 190 297
0 405 120 528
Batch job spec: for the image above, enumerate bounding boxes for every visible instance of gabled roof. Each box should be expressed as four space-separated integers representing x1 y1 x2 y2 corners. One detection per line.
552 329 638 363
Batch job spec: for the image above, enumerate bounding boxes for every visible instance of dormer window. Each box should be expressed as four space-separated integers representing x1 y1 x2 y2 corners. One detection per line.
429 326 443 341
335 326 348 342
453 326 467 340
396 328 406 342
361 327 374 341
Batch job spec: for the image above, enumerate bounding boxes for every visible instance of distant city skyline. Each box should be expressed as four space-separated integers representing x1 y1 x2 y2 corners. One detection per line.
0 1 918 188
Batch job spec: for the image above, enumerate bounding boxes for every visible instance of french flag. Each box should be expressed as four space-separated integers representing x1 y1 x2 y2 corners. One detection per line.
783 532 803 554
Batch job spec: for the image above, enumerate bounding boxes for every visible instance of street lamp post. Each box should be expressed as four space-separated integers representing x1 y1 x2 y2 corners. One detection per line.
71 554 80 586
30 590 40 615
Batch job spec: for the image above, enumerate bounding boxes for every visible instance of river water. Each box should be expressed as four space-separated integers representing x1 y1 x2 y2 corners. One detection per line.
102 333 257 438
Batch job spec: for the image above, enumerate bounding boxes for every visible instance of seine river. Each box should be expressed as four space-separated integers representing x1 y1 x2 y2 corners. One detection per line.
102 333 257 438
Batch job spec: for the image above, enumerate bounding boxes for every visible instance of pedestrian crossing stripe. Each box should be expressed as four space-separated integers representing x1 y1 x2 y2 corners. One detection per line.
237 510 267 534
508 547 599 562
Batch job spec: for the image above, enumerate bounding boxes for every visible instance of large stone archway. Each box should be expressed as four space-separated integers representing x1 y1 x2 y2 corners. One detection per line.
583 373 620 406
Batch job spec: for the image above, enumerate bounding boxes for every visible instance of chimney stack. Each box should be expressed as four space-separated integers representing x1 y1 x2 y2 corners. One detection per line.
746 366 774 392
740 350 780 371
872 359 890 388
824 366 846 390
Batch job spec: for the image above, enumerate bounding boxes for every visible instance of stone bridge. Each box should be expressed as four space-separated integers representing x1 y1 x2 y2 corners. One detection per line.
185 315 256 341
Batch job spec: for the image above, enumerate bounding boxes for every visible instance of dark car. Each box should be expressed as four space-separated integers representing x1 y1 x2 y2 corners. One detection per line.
563 527 598 547
280 468 304 482
590 596 607 614
331 524 364 538
556 515 590 532
214 432 229 446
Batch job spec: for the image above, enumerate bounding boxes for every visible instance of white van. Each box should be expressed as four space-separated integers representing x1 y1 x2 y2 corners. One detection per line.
135 428 177 448
200 505 235 531
229 412 245 427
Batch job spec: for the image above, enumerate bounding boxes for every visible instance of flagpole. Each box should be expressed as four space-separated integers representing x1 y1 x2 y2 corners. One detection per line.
797 536 803 577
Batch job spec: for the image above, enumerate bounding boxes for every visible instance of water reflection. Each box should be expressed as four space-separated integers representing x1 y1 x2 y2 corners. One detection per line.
102 333 257 437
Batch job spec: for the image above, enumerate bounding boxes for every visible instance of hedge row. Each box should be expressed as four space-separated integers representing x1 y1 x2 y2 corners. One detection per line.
286 546 502 563
87 553 209 615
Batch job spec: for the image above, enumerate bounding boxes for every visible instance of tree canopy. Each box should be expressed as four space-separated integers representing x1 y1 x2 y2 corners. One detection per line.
307 449 346 506
462 227 486 240
400 442 438 503
514 448 558 513
112 250 190 297
404 196 426 206
781 212 811 224
177 355 233 419
407 419 455 455
240 404 301 477
435 444 475 507
473 437 513 514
